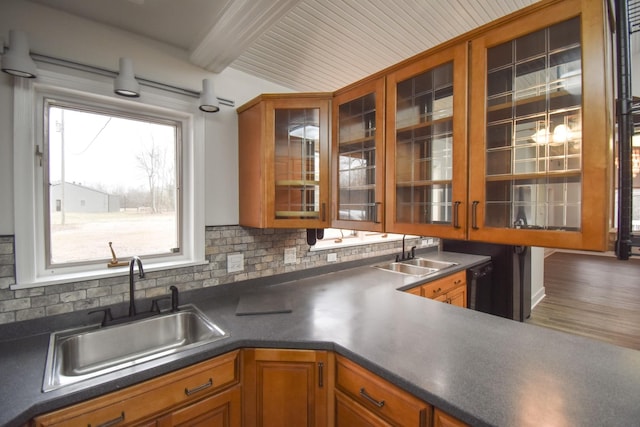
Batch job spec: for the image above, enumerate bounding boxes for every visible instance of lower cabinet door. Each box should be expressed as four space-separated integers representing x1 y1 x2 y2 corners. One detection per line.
156 385 241 427
243 348 331 427
447 285 467 308
433 408 469 427
335 389 390 427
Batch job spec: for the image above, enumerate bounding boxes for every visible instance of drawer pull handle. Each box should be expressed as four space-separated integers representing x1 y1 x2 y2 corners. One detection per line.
433 287 442 294
93 411 125 427
185 378 213 396
359 387 385 408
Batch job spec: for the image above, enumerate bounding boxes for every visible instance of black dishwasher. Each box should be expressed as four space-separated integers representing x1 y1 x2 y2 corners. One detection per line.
442 240 531 321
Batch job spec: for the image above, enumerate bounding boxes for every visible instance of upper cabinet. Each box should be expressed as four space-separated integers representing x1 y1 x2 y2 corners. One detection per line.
468 0 613 250
237 0 613 251
238 94 331 229
385 43 468 239
332 78 385 231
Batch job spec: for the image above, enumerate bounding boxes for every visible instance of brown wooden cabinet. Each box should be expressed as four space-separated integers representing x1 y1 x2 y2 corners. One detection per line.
32 351 241 427
332 78 386 231
467 0 613 250
384 42 468 240
242 348 332 427
335 354 431 426
325 0 613 251
409 270 467 308
156 385 241 427
433 408 469 427
238 94 332 229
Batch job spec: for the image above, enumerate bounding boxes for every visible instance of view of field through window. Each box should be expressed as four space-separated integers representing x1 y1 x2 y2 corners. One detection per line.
46 103 180 266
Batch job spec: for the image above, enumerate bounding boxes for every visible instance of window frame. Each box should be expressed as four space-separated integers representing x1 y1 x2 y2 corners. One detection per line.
42 98 184 269
12 68 205 289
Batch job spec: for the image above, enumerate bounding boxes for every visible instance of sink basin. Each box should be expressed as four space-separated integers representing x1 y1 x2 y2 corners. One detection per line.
43 304 228 392
374 258 458 277
374 262 438 276
402 258 458 270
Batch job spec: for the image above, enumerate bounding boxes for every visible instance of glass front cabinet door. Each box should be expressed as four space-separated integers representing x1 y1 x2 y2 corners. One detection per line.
385 43 468 239
332 78 385 231
468 0 612 250
238 94 331 228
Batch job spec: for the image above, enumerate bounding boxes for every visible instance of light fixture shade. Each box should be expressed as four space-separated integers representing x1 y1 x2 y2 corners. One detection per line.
199 78 219 113
1 30 37 78
114 57 140 97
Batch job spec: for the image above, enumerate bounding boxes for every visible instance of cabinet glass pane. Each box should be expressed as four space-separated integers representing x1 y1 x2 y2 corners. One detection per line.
337 93 377 221
484 17 582 231
395 62 454 225
274 108 321 219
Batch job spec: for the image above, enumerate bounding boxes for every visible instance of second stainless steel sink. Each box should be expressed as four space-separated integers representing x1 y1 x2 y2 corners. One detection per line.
43 304 228 392
374 257 458 277
402 258 458 270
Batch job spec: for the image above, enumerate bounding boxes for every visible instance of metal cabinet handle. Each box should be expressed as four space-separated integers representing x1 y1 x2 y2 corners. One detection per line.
321 203 326 222
359 387 385 408
471 201 480 230
374 201 382 224
93 412 125 427
453 201 461 228
184 378 213 396
432 287 442 294
318 362 324 388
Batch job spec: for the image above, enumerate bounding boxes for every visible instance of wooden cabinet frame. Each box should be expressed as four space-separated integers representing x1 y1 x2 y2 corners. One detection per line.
384 42 469 239
332 78 386 231
468 0 613 250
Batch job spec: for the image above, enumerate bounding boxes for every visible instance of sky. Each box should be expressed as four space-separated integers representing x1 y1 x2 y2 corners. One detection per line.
48 106 176 194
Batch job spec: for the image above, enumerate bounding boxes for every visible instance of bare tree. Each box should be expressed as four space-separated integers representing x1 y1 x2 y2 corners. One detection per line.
136 138 166 213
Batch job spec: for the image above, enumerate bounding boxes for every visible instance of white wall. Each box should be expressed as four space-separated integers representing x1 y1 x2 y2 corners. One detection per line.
530 246 545 309
0 0 293 233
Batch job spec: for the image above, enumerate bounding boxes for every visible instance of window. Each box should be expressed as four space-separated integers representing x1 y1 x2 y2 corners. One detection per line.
12 68 204 288
45 102 180 267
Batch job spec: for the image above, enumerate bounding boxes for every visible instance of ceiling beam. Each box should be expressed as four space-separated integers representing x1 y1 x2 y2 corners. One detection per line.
190 0 301 73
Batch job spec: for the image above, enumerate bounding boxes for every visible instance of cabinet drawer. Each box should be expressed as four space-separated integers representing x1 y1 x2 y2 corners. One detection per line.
421 270 466 299
33 350 240 427
335 355 430 426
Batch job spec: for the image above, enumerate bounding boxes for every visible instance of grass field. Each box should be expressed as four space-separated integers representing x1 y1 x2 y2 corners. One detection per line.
49 211 177 264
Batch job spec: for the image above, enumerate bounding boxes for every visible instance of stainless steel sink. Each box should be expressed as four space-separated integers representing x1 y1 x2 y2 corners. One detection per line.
374 257 458 277
402 258 458 270
43 304 228 392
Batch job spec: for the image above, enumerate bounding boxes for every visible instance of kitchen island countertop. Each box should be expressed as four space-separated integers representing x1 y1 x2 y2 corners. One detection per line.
1 250 640 427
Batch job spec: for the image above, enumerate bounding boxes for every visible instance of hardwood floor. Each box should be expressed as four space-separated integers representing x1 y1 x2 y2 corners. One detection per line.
526 251 640 351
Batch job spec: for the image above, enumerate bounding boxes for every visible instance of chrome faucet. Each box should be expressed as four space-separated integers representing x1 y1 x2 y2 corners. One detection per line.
128 256 145 317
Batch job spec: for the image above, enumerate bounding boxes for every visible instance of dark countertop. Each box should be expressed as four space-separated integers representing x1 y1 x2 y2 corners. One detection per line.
2 250 640 427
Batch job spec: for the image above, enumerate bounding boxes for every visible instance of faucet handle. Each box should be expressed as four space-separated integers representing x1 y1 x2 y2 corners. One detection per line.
170 286 180 312
88 308 113 327
150 296 171 313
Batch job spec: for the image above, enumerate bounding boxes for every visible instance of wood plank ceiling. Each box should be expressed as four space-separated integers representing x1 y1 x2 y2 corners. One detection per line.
27 0 539 92
231 0 539 91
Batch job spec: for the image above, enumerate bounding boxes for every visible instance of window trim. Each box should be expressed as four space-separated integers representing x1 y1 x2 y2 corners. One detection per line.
12 68 205 289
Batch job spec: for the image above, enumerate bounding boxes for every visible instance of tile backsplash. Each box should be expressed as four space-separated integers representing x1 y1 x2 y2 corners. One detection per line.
0 226 416 325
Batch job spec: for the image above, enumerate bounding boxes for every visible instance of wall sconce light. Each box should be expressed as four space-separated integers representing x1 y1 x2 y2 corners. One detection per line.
199 79 219 113
114 57 140 97
1 30 38 78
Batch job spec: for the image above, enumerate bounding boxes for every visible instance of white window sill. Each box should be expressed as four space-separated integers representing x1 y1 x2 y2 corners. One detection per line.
309 233 422 252
11 259 209 290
